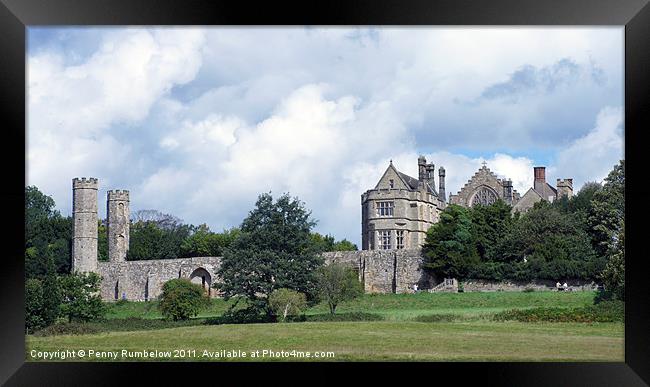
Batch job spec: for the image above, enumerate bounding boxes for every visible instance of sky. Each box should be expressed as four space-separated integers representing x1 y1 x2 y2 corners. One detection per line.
27 27 624 247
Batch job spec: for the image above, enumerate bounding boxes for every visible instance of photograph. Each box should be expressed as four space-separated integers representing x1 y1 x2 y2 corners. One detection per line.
23 26 626 363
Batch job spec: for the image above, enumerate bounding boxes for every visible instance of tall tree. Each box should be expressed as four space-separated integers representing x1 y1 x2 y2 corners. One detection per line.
588 160 625 258
216 193 323 314
422 204 480 280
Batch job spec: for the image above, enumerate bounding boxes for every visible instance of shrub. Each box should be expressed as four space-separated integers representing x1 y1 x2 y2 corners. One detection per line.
58 272 105 323
305 312 384 322
158 278 210 321
493 300 624 323
268 288 307 322
33 322 100 337
204 307 272 325
412 314 459 323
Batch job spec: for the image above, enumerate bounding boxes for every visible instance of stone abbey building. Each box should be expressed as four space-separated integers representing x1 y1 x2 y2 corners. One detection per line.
361 156 446 250
71 158 573 300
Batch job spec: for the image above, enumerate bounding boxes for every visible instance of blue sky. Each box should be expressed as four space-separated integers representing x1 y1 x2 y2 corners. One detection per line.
27 27 624 246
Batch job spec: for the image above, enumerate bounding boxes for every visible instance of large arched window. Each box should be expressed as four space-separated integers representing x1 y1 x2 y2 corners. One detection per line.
471 186 498 207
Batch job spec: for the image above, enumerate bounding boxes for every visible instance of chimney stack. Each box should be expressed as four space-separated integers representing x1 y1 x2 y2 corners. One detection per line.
533 166 546 193
418 156 427 182
438 166 446 202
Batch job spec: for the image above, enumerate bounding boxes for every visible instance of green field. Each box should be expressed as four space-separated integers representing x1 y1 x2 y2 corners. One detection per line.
26 291 624 362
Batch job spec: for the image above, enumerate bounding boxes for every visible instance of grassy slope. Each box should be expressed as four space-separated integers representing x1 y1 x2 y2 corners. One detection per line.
105 291 597 320
28 291 623 361
26 321 623 361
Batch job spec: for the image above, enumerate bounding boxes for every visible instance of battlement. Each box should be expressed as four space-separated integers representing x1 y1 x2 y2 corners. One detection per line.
556 178 573 188
107 190 130 201
73 177 99 189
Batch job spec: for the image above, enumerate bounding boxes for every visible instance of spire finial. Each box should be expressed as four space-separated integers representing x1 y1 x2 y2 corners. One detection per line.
482 161 487 168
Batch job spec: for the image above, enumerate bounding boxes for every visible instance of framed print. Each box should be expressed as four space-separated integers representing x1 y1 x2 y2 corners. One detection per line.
1 0 648 385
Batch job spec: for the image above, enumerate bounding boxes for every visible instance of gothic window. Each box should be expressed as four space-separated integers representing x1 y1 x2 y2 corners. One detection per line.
471 187 498 207
396 231 402 249
379 230 391 250
377 201 394 216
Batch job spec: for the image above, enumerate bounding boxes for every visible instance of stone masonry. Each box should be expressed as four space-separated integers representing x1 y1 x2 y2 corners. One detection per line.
72 178 98 273
107 190 130 262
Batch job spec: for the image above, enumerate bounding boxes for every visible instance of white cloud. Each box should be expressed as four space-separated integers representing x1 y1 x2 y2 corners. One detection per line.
27 27 624 246
552 106 624 190
28 29 206 217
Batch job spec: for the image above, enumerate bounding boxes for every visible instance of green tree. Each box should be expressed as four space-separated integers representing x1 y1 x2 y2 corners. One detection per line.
158 278 210 321
315 263 363 314
127 220 193 260
25 186 73 275
422 204 480 280
58 272 105 323
179 225 240 257
470 200 514 261
217 193 323 315
600 223 624 300
588 160 624 258
496 201 602 280
268 288 307 322
333 239 358 251
25 278 45 333
311 233 358 253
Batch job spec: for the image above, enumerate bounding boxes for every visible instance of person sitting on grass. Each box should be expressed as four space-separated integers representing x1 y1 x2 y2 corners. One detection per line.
556 282 562 291
563 282 569 291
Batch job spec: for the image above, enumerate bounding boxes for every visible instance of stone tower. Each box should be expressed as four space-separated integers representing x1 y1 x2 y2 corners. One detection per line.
107 190 130 262
556 178 574 199
72 177 98 273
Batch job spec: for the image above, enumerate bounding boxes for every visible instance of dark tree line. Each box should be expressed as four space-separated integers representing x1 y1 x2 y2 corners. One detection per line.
423 160 625 299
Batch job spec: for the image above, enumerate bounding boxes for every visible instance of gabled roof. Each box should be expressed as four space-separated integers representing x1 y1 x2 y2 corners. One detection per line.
374 162 438 196
397 171 420 190
533 182 557 199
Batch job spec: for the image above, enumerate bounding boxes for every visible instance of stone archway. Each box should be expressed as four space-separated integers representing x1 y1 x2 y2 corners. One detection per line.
189 267 212 297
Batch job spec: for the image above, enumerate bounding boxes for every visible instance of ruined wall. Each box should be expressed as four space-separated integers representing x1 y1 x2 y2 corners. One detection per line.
95 249 598 301
322 249 433 294
97 257 221 301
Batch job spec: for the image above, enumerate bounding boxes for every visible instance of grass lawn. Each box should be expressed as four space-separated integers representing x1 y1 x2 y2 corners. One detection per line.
26 321 623 361
104 290 597 320
27 291 624 361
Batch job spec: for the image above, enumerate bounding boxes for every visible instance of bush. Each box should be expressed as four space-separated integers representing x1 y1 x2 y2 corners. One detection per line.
412 314 459 323
523 287 535 293
493 300 624 323
59 272 105 323
158 278 210 321
304 312 384 322
33 322 100 337
268 288 307 322
204 307 272 325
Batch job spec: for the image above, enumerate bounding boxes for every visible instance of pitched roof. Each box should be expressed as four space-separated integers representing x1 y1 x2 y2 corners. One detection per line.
397 171 420 190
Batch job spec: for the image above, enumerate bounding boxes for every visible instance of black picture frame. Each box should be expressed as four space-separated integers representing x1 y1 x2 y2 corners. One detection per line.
1 0 648 385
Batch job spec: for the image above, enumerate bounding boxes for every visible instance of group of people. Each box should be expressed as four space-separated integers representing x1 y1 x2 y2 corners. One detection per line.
556 282 570 291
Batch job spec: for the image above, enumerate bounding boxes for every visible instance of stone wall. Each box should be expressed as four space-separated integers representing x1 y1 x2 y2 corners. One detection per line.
462 279 599 292
322 249 433 294
97 257 221 301
94 249 598 301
